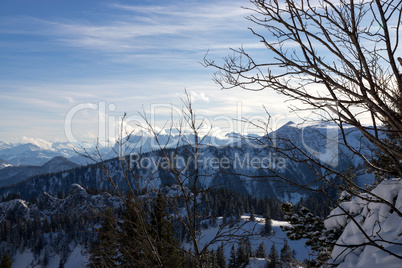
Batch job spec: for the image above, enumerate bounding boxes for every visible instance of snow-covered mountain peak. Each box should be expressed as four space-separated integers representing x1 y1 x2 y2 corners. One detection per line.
282 120 296 127
280 120 354 131
20 136 54 151
0 141 11 150
41 156 78 171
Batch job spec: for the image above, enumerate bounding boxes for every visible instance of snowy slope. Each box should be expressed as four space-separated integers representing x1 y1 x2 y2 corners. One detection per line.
12 246 89 268
324 178 402 268
0 183 308 267
0 184 121 268
185 216 311 262
8 216 307 268
0 158 12 170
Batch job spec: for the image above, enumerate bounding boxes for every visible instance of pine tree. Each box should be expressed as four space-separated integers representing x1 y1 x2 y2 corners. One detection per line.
249 207 255 221
216 244 226 268
203 249 216 267
118 197 151 266
88 193 185 267
43 248 50 268
88 208 118 268
262 214 272 236
236 242 249 267
280 240 295 268
267 244 279 268
150 192 183 267
244 239 252 258
263 205 271 220
0 254 12 268
228 245 237 268
255 242 266 258
280 202 340 266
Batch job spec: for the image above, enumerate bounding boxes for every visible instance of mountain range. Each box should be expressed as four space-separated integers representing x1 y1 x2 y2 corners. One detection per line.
0 121 385 267
0 156 79 188
0 131 240 167
0 121 376 201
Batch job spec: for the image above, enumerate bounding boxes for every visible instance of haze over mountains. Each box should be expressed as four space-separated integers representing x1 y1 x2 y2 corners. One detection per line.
0 121 376 201
0 129 241 167
0 128 243 191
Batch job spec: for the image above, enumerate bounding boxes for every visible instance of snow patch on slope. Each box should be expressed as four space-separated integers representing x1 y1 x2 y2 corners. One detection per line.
185 216 310 262
20 137 54 151
11 245 89 268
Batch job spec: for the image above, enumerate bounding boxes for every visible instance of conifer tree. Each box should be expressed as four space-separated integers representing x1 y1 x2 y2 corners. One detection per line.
150 192 183 267
371 119 402 183
43 248 50 268
255 242 266 258
118 197 154 267
202 249 216 267
267 244 279 268
88 208 118 268
216 244 226 268
280 202 340 266
236 242 249 267
280 240 295 268
244 239 252 258
262 214 272 236
249 207 255 221
228 245 237 268
0 254 12 268
88 193 185 267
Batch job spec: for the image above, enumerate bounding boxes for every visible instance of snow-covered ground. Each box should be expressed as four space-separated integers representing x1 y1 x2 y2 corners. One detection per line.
12 245 89 268
10 216 310 268
246 257 270 267
325 178 402 268
185 215 311 262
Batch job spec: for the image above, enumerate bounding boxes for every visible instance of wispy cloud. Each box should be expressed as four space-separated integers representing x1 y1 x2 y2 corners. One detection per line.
1 1 254 54
0 0 296 142
110 2 250 20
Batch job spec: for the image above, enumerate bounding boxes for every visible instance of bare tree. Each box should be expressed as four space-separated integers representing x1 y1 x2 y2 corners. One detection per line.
204 0 402 177
137 92 264 266
204 0 402 263
81 92 261 267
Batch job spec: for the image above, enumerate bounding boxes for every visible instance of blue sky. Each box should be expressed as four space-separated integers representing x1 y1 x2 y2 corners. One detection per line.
0 0 294 143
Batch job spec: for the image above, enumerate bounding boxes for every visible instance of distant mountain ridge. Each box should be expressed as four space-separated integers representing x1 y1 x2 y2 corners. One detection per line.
0 121 377 201
0 131 243 166
0 142 76 166
0 156 79 188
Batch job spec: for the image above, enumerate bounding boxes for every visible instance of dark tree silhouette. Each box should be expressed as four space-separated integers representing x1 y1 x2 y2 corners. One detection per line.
205 0 402 261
